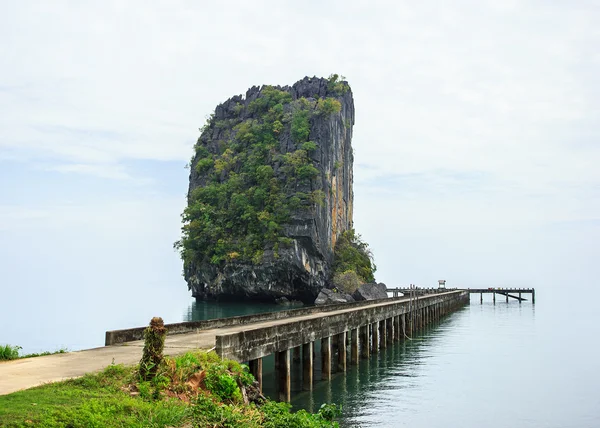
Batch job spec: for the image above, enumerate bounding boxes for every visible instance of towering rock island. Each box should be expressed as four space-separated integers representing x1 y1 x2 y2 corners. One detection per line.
177 75 373 303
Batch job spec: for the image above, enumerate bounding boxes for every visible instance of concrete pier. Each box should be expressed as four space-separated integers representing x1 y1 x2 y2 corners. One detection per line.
371 321 379 354
302 342 313 391
360 325 370 360
275 349 290 402
321 336 331 381
336 331 347 372
216 290 470 402
351 328 359 365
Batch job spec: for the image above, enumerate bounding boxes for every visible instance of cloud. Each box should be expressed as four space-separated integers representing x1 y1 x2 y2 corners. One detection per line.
0 0 599 291
44 162 150 183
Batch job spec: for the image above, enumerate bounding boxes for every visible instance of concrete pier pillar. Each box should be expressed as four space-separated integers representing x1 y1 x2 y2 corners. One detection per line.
380 319 387 349
351 328 359 365
336 332 347 372
371 321 379 352
302 342 313 391
275 349 291 402
394 316 400 341
293 346 301 363
401 314 406 339
519 292 522 303
493 292 496 304
480 293 483 304
386 318 393 344
360 325 370 359
506 293 508 303
249 357 263 392
321 336 331 380
532 288 536 304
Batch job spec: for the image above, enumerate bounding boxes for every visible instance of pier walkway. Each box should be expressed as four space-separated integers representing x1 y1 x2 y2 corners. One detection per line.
387 287 535 304
0 290 468 399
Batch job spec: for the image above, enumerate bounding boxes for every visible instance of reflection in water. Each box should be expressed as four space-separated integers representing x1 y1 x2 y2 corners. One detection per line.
184 299 295 322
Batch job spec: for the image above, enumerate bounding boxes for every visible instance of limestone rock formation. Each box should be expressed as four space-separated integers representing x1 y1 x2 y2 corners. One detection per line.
178 76 354 303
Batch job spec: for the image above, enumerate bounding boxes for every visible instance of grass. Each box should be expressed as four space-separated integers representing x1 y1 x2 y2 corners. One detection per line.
0 345 21 361
0 345 68 361
0 351 340 427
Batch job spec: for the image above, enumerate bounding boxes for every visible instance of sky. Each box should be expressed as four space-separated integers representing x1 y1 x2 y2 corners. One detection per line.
1 0 599 352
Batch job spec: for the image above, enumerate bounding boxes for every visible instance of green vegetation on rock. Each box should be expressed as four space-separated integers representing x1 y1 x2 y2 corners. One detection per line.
175 85 344 268
332 229 376 292
0 351 340 427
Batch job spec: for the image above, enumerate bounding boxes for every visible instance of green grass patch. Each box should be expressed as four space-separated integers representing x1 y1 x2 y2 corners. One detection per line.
0 351 340 427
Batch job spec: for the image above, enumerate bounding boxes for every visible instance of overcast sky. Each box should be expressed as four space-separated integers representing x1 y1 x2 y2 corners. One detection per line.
1 1 599 351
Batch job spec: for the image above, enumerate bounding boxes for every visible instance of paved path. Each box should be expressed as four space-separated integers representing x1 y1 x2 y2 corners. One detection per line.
0 297 413 396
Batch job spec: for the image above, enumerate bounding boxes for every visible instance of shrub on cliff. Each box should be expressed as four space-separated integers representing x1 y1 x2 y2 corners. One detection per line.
332 270 363 294
332 229 376 284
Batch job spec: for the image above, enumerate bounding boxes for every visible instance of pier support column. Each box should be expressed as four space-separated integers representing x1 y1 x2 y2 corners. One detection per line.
249 358 262 392
380 319 387 349
532 289 536 304
394 316 400 341
371 321 379 352
302 342 313 391
360 325 370 359
519 292 522 303
480 293 483 304
493 292 496 304
293 346 301 363
351 328 359 364
275 349 291 402
506 293 508 303
336 332 347 372
321 337 331 380
386 318 393 345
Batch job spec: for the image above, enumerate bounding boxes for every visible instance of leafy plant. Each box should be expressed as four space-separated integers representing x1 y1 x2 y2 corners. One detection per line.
0 344 21 360
204 363 242 402
327 73 349 95
316 97 342 115
139 317 167 382
333 229 376 284
332 270 363 294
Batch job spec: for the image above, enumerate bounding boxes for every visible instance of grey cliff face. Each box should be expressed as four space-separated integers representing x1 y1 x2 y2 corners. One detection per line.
184 76 354 303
